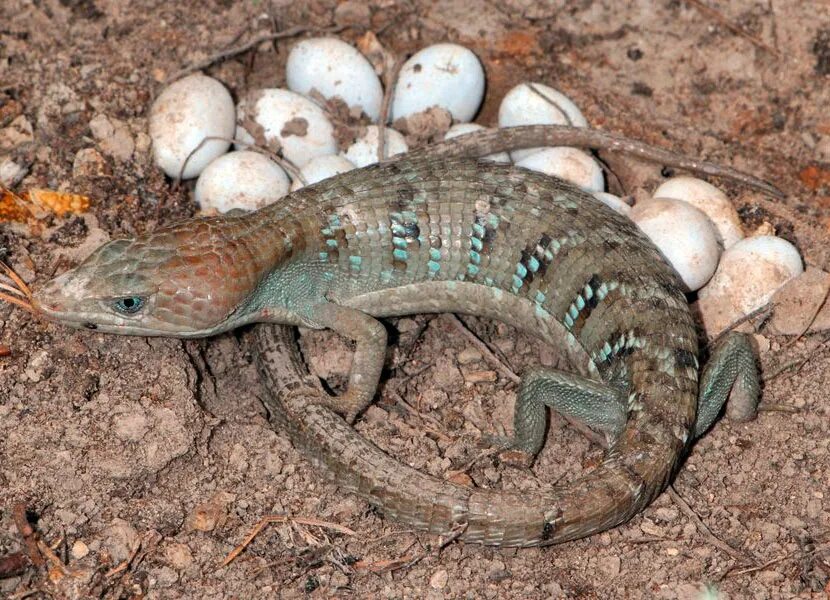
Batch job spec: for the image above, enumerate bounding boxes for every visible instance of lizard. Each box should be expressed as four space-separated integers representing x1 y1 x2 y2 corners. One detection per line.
3 125 773 547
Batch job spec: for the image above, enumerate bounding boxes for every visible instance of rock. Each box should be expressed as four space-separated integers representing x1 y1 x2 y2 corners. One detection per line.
101 518 140 563
71 540 90 559
88 114 134 161
457 347 483 365
24 349 50 383
0 158 27 186
163 543 193 569
0 115 33 152
334 1 371 27
112 409 149 442
72 148 110 178
766 267 830 335
186 491 235 532
429 569 449 589
597 554 621 578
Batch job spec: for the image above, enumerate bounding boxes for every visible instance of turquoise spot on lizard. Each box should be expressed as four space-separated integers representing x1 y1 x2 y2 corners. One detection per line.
428 260 441 275
349 255 362 268
393 248 408 261
527 256 540 272
429 248 441 261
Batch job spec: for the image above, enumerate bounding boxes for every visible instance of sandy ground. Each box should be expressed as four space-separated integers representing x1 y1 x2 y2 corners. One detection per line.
1 0 829 598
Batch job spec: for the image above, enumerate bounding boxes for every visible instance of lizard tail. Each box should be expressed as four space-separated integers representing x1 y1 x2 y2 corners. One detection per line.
411 124 784 199
254 324 677 547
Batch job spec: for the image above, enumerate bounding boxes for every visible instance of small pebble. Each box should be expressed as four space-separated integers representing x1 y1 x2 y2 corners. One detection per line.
429 569 449 590
457 347 483 364
71 540 90 560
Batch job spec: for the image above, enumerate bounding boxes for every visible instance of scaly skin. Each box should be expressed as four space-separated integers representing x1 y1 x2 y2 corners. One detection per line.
27 126 767 546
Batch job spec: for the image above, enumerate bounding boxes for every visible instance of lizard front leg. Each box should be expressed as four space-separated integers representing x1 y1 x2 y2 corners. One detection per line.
308 302 387 424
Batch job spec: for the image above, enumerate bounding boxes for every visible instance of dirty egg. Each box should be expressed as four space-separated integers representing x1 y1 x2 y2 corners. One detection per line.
343 125 408 167
194 150 289 213
290 155 356 191
391 43 485 123
286 37 383 122
515 147 605 192
149 74 236 179
236 89 336 168
630 197 721 292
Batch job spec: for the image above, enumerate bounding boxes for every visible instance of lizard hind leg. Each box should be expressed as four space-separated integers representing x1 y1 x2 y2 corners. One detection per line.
694 331 761 438
501 367 628 467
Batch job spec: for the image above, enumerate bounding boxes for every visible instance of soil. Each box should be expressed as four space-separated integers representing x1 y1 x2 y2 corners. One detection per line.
1 0 830 598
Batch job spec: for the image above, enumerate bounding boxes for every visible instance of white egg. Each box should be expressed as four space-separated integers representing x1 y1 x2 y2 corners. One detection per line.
444 124 510 164
630 198 721 292
515 147 605 192
697 236 803 335
149 74 236 179
290 154 355 191
286 37 383 121
391 43 485 123
593 192 632 216
343 126 408 167
194 151 289 213
654 176 743 248
498 83 587 161
236 89 337 168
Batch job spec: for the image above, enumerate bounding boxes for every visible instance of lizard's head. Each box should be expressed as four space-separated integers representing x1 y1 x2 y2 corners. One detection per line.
29 220 266 337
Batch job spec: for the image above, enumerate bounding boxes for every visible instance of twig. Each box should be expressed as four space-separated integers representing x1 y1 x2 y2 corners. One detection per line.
785 280 830 346
763 332 830 382
176 136 305 187
164 25 345 85
444 314 520 384
221 515 356 567
388 391 452 443
12 504 42 568
668 486 756 565
726 541 830 578
684 0 780 58
104 539 142 578
377 57 403 163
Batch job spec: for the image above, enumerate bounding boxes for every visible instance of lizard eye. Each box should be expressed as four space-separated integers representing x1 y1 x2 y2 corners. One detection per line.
112 296 145 315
